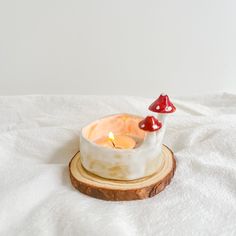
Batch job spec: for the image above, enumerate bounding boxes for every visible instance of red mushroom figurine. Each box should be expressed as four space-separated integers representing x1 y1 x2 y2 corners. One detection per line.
148 93 176 144
149 93 176 115
139 116 162 145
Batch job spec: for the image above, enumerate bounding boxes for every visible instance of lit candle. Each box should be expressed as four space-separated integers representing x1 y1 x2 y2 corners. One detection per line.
95 132 136 149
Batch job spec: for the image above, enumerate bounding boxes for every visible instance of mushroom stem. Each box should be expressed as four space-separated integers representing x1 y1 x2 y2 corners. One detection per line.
158 113 167 125
156 114 167 145
142 132 156 147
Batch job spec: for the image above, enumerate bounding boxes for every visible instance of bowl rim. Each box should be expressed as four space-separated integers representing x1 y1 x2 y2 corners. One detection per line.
80 113 146 153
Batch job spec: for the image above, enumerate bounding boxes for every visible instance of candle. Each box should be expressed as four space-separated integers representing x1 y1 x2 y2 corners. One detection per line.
95 132 136 149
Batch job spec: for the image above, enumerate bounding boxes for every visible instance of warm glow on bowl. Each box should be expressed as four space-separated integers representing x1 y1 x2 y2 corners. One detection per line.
80 114 162 180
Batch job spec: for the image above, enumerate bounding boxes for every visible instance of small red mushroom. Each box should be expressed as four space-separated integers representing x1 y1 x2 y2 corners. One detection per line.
148 93 176 146
149 93 176 114
139 116 162 132
139 116 162 145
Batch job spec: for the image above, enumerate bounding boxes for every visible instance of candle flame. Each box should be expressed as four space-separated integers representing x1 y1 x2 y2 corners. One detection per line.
108 131 115 141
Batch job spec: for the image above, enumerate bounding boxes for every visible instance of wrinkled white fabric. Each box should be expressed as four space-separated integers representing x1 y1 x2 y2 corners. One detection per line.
0 93 235 236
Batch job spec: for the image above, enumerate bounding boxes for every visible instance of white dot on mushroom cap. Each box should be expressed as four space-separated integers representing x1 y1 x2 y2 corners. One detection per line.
153 124 158 129
156 105 160 110
165 106 172 111
141 124 145 128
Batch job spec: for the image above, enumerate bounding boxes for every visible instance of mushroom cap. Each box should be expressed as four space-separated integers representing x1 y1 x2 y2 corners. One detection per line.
149 93 176 113
139 116 162 132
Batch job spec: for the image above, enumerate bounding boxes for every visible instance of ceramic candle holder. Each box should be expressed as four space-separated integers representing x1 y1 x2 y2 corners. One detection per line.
80 113 163 180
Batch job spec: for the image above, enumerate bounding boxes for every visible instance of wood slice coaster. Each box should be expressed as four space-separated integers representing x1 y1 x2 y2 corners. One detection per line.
69 145 176 201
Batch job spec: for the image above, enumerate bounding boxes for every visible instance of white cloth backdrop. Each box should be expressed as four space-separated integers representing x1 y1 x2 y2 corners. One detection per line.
0 93 235 236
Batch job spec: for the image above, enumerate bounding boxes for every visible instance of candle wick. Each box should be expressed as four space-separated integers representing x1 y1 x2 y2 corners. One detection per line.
110 140 116 148
110 139 121 149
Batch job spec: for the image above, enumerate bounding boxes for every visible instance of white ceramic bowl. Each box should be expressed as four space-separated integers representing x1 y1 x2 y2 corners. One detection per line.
80 113 163 180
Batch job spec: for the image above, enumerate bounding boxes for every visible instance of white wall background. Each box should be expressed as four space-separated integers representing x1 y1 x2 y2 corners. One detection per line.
0 0 236 96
